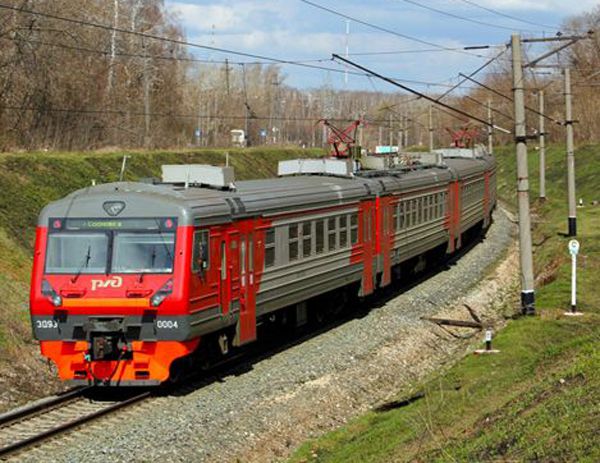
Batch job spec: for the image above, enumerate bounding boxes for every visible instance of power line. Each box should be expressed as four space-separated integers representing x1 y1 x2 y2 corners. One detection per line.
398 0 543 33
436 47 508 101
299 0 484 57
0 3 390 78
458 73 564 125
455 0 559 31
1 34 468 89
349 46 503 56
332 54 511 133
0 104 418 127
1 35 330 67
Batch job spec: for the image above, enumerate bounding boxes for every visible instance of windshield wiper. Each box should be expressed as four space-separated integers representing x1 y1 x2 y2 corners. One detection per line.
71 245 91 283
137 246 157 283
153 219 174 269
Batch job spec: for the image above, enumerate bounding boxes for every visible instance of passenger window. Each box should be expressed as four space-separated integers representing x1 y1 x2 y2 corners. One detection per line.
220 242 226 280
350 214 358 244
340 216 348 247
302 222 312 257
265 228 275 268
328 217 337 251
289 224 299 261
316 220 325 254
192 230 209 271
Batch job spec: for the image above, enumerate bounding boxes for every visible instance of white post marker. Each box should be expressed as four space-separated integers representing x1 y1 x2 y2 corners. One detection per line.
474 328 500 355
565 239 583 316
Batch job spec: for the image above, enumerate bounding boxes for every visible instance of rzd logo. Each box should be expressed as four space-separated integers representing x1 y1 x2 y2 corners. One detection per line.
91 276 123 291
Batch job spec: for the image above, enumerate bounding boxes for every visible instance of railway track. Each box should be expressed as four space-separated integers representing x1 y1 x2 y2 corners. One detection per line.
0 225 493 460
0 387 149 459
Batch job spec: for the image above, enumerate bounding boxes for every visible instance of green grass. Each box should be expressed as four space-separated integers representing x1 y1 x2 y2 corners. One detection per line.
0 147 323 361
289 144 600 462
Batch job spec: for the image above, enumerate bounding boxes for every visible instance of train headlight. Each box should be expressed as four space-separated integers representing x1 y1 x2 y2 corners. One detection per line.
42 279 63 307
150 279 173 307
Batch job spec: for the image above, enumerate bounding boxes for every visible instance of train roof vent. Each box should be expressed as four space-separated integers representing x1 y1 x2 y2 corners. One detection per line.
161 164 235 189
278 158 354 177
432 145 488 159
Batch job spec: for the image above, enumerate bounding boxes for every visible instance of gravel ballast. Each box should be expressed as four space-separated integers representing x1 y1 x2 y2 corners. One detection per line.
15 209 516 463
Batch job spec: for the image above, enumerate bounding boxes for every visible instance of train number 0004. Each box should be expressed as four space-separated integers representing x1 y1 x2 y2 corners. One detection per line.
156 320 179 329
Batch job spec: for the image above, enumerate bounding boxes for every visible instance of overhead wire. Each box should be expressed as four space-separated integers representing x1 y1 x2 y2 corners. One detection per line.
332 54 511 132
458 73 565 125
454 0 560 31
436 46 508 101
0 34 470 89
397 0 544 33
0 104 423 127
348 46 503 56
298 0 486 57
0 3 402 78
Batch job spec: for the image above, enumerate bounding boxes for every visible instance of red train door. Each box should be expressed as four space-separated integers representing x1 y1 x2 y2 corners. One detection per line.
360 201 376 296
218 231 233 315
236 225 257 346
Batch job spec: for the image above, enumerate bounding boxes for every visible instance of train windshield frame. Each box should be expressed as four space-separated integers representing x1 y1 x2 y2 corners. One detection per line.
45 232 109 275
44 217 177 275
111 232 175 274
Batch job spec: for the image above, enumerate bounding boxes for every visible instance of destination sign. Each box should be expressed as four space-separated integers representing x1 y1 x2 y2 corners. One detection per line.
50 217 177 231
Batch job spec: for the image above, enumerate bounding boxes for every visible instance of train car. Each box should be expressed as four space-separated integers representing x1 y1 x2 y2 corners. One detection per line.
29 152 496 386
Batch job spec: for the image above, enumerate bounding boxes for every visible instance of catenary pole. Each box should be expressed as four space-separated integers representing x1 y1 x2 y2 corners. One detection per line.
564 68 577 236
538 90 546 200
428 104 434 151
511 34 536 315
487 99 493 154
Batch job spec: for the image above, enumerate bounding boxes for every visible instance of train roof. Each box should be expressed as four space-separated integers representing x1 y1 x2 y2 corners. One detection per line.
38 155 494 227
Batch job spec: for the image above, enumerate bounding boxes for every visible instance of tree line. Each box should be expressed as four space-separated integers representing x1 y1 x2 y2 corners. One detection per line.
0 1 599 151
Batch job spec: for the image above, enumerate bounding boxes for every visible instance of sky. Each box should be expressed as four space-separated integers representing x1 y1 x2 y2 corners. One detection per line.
164 0 599 92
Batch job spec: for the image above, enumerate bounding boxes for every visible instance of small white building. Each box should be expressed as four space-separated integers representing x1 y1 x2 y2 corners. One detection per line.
230 129 246 147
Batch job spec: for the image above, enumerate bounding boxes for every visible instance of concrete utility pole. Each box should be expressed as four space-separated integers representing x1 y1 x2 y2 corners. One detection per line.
389 114 393 147
564 68 577 236
487 99 493 155
428 104 434 151
511 34 536 316
538 90 546 200
142 40 151 148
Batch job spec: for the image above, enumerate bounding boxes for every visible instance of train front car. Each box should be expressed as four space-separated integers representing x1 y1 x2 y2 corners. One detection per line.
29 183 197 386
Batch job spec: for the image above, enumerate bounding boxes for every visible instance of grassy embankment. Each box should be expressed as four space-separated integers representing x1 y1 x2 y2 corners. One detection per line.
0 147 323 383
290 144 600 462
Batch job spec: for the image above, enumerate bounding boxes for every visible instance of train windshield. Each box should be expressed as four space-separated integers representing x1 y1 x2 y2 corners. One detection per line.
45 232 109 274
45 217 177 275
112 232 175 273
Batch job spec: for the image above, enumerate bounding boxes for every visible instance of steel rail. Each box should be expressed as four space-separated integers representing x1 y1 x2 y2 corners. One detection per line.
0 391 150 458
0 387 90 427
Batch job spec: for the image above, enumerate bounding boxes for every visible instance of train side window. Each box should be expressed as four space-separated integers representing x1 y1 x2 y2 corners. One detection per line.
265 228 275 268
241 239 246 276
328 217 337 251
315 220 325 254
350 213 358 244
399 202 405 229
302 221 312 257
192 230 210 272
340 215 348 247
220 242 226 280
428 195 434 221
289 224 299 261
